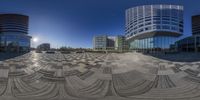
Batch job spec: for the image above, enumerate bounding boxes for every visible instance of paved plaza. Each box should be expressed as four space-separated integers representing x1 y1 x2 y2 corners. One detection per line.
0 52 200 100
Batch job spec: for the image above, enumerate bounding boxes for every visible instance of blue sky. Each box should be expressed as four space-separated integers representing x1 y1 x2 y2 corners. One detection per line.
0 0 199 48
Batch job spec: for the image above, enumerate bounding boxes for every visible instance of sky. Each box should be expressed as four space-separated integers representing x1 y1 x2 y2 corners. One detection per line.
0 0 199 48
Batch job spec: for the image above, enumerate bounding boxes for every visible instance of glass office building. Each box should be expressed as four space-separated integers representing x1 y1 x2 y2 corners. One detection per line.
125 5 184 52
115 35 129 51
93 35 107 50
192 15 200 35
93 35 127 51
176 15 200 52
0 14 31 52
130 36 177 50
176 36 200 52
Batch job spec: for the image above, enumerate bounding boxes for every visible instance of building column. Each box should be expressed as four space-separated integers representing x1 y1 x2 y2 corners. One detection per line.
195 36 197 53
187 39 189 52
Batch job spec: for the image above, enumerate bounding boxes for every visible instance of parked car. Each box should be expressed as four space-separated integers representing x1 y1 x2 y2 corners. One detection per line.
60 51 71 54
46 50 55 54
75 50 85 53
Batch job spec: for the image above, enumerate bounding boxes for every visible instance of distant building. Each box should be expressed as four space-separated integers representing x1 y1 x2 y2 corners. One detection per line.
176 36 200 52
192 15 200 35
93 35 107 50
0 14 31 52
125 5 184 52
37 43 50 51
115 35 129 51
93 35 128 51
176 15 200 52
107 36 115 50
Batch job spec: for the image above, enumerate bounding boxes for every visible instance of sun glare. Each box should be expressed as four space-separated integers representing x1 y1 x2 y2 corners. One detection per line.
33 37 38 42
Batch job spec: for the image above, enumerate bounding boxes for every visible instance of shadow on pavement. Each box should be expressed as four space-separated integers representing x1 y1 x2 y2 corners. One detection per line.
0 52 27 61
146 52 200 62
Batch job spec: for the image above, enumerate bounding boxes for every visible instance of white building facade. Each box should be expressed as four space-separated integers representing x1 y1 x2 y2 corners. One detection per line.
125 5 184 52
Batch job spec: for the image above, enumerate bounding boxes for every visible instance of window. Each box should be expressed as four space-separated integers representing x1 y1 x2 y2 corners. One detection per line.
162 10 170 17
156 26 161 29
153 21 161 24
134 27 137 30
138 20 144 24
138 18 144 21
134 20 137 23
145 26 152 31
145 16 151 19
138 29 144 33
153 18 160 20
179 24 183 27
171 9 178 17
145 22 152 25
0 36 5 46
153 25 161 29
162 21 170 24
179 20 183 24
171 22 178 26
162 18 170 21
179 29 183 32
162 25 170 29
171 18 178 22
171 26 178 31
145 18 151 22
138 24 144 28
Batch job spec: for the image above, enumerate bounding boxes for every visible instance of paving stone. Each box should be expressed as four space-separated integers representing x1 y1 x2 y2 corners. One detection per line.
0 52 198 100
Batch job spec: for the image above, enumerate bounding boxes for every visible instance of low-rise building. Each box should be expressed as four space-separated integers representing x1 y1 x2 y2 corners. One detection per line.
107 36 115 50
93 35 107 50
93 35 128 51
37 43 50 51
115 35 129 51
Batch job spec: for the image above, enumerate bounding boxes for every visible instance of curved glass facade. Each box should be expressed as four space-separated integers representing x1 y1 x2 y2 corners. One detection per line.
125 5 184 51
0 14 31 52
130 36 177 50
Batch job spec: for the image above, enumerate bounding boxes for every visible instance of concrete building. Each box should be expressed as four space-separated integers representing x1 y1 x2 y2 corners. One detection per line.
0 14 31 52
176 15 200 52
125 5 184 52
37 43 50 51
